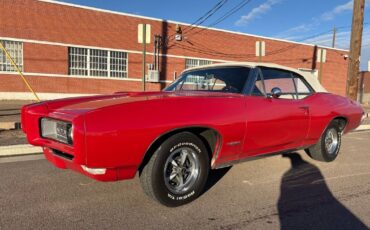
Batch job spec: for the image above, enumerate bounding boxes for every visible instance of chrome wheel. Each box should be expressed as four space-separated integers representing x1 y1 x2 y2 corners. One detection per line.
164 147 200 194
325 128 339 155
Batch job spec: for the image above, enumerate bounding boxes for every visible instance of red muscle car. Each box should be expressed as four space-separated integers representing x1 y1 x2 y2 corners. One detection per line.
22 62 365 207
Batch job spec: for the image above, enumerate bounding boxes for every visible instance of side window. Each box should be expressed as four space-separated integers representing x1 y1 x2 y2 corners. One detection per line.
251 72 265 96
292 73 313 99
173 67 250 93
260 67 296 99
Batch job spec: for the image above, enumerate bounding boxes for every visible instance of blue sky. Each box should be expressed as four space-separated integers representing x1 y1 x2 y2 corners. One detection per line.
62 0 370 70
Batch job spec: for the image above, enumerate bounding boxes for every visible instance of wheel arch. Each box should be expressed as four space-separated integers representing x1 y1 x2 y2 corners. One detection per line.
138 126 222 174
331 116 348 133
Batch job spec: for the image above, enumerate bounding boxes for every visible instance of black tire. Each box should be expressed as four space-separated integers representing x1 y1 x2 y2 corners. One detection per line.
305 121 342 162
140 132 210 207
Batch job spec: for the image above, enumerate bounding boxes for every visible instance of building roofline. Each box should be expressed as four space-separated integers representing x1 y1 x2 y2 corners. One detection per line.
38 0 348 53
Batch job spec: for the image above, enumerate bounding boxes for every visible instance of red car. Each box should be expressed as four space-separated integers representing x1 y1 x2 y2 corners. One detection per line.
22 62 365 206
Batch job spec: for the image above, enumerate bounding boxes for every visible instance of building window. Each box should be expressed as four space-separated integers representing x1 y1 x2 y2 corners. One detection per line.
0 40 23 72
68 47 127 78
69 47 88 76
185 58 212 69
110 51 128 78
90 49 108 77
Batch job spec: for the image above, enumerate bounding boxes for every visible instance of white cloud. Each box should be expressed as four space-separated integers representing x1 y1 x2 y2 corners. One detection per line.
275 0 369 40
273 0 370 70
302 27 370 49
303 31 351 48
300 27 370 70
275 23 316 40
320 0 370 21
320 1 353 21
235 0 281 26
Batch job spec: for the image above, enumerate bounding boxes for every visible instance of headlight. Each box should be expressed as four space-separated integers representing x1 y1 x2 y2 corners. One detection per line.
41 118 73 145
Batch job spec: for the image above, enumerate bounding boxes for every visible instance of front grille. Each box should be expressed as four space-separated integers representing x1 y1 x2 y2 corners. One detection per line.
51 149 74 160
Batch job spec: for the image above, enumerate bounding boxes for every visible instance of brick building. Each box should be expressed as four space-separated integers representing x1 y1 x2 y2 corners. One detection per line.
0 0 350 100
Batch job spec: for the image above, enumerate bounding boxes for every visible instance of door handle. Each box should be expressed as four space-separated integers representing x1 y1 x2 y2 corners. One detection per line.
299 106 309 110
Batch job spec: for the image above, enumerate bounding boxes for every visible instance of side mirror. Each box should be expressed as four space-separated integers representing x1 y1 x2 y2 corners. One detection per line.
271 87 282 99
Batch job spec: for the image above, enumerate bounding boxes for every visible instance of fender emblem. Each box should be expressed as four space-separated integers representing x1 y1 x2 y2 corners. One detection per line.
227 141 241 146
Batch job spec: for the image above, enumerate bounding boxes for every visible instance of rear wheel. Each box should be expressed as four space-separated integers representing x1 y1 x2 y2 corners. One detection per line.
305 121 342 162
140 132 209 207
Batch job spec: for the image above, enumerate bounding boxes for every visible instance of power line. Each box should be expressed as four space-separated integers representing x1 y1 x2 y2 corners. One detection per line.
172 29 349 62
184 0 252 37
174 29 335 59
170 19 367 60
181 0 229 35
166 0 229 42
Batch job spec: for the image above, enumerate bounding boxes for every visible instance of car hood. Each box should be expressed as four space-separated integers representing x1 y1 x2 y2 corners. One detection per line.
46 91 242 116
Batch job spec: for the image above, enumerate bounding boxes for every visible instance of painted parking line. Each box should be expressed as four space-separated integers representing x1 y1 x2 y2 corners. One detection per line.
0 144 42 157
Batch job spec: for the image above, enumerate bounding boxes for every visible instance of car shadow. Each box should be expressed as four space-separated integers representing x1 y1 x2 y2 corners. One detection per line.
278 152 368 230
201 166 232 196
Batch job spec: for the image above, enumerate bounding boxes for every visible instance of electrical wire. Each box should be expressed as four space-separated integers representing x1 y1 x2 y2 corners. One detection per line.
166 15 370 62
166 0 229 42
181 0 229 35
184 0 252 37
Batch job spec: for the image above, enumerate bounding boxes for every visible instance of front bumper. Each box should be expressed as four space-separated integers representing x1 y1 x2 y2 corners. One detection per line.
43 147 137 182
43 147 137 181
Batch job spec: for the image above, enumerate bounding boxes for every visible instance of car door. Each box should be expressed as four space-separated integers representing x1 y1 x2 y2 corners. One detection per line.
241 67 311 157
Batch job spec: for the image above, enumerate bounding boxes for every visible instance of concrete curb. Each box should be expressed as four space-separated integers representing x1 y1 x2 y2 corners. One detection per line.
0 122 22 130
355 124 370 131
0 144 42 157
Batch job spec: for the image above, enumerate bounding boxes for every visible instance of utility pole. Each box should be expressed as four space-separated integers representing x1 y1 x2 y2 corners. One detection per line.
332 27 337 48
346 0 365 100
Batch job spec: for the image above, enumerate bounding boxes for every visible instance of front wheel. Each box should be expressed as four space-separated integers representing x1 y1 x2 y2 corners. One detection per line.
140 132 209 207
305 121 342 162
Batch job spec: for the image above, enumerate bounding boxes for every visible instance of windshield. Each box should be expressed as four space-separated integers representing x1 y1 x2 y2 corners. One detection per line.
164 67 251 94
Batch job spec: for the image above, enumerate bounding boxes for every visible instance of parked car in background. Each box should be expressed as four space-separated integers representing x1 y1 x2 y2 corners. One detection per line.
22 62 366 207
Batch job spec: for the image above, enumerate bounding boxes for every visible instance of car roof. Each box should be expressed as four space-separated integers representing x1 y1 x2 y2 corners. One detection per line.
183 62 327 93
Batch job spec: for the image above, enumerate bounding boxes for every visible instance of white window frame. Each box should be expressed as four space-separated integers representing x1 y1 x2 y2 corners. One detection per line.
68 47 128 78
0 40 23 72
185 58 212 69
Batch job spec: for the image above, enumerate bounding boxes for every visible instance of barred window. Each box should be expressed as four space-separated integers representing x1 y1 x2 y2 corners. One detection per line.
185 58 212 69
0 40 23 72
68 47 127 78
90 49 108 77
110 51 128 78
69 47 88 76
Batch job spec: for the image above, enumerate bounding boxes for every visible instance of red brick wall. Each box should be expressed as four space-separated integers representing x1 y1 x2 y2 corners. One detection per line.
24 43 68 74
0 0 349 96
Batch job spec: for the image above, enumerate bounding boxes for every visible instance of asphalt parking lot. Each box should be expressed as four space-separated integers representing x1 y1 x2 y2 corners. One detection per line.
1 131 370 230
